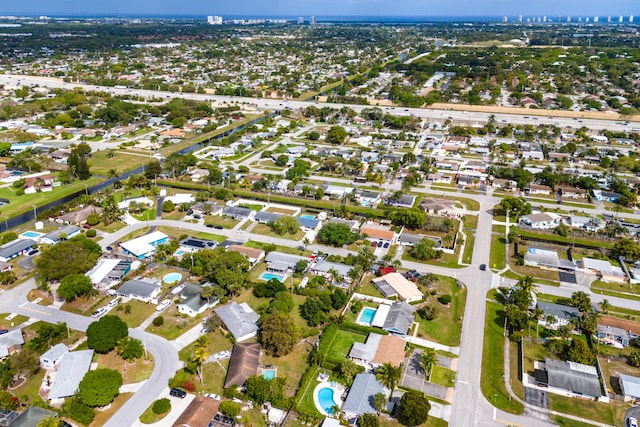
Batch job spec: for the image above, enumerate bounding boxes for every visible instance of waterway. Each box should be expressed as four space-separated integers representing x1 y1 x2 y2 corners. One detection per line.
1 115 266 233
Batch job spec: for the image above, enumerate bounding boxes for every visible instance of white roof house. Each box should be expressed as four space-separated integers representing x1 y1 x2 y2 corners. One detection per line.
0 329 24 358
86 258 122 285
48 350 94 401
120 231 169 259
620 374 640 401
40 343 69 369
371 272 424 302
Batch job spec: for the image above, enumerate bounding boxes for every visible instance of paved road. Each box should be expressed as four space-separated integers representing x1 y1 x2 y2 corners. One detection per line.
2 74 638 133
0 278 179 427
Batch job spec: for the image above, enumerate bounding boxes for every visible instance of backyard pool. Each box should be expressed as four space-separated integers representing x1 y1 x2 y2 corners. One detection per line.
20 231 44 239
358 307 377 325
260 272 285 282
300 214 315 220
163 272 182 283
317 387 339 415
262 369 276 380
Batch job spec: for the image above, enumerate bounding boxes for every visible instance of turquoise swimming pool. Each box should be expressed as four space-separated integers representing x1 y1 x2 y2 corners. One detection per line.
263 369 276 380
300 214 315 220
261 272 285 282
20 231 43 239
163 272 182 283
317 387 338 414
358 307 377 325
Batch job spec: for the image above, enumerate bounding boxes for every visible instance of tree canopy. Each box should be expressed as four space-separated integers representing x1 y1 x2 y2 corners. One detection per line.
57 274 95 301
86 315 128 354
326 126 347 144
36 236 101 282
77 368 122 407
399 390 431 426
259 311 300 357
316 222 359 247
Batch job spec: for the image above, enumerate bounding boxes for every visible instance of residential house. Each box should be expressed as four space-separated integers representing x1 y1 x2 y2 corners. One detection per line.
309 260 353 284
526 184 552 195
177 284 218 317
342 373 387 421
569 216 605 233
356 190 382 207
119 231 169 259
9 407 57 427
190 201 222 216
548 152 571 163
360 225 395 243
426 173 453 184
85 258 131 289
264 252 308 274
557 185 587 199
40 343 69 369
599 316 640 343
0 329 24 358
348 333 406 368
381 301 416 336
222 206 254 220
227 245 265 266
298 216 321 231
39 225 81 245
178 237 218 254
519 213 561 230
581 258 627 283
0 239 35 262
372 273 424 302
214 302 259 342
534 358 602 399
619 374 640 402
397 233 441 248
321 185 355 198
521 151 544 161
597 325 630 349
419 198 460 218
187 168 210 182
524 248 560 270
117 278 161 303
537 302 580 330
48 350 94 401
224 342 261 389
491 178 517 191
328 218 360 232
172 395 221 427
384 194 416 208
254 211 283 224
592 190 622 203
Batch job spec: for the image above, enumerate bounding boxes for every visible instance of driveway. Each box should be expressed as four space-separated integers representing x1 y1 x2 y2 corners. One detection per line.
400 350 448 400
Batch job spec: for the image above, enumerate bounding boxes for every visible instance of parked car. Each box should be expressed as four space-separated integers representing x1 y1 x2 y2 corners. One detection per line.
214 225 223 230
377 241 383 247
171 284 186 295
205 223 214 228
193 214 202 219
371 241 377 247
91 307 108 318
0 329 8 335
204 393 221 400
170 388 186 398
628 417 638 427
105 246 113 252
383 242 389 248
200 327 209 334
108 298 119 308
27 249 39 256
156 300 171 311
479 264 487 271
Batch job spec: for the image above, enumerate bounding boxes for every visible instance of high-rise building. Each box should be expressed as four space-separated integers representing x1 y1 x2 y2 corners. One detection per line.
607 16 612 23
630 16 634 23
619 16 623 23
207 15 222 25
310 16 316 25
567 16 571 23
543 16 547 22
502 16 508 23
593 16 599 23
585 17 590 23
517 15 523 23
297 16 304 24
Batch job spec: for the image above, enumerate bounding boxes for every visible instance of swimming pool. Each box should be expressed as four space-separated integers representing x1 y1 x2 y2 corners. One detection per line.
263 369 276 380
300 214 315 220
20 231 43 239
317 387 339 415
358 307 377 325
261 272 285 282
163 272 182 283
174 250 185 256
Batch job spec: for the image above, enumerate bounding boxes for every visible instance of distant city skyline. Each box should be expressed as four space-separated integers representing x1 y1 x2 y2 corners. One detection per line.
0 0 637 17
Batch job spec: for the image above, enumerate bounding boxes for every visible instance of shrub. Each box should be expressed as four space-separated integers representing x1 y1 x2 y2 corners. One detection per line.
438 294 452 305
152 316 164 327
62 397 95 425
219 401 241 417
418 305 438 321
152 398 171 414
86 213 100 226
86 229 97 238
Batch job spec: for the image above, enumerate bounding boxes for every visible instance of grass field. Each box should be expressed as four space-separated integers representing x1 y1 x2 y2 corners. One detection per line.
139 401 171 424
415 276 466 347
481 298 524 414
146 306 199 340
430 365 456 387
89 150 146 175
203 215 239 229
462 215 478 264
549 394 629 426
251 223 306 240
263 340 313 397
90 393 133 427
326 330 367 360
0 313 28 329
489 225 507 270
116 300 158 328
94 350 155 384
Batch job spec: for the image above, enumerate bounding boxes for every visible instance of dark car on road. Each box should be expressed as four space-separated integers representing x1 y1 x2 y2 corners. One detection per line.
480 264 487 271
170 388 186 398
0 329 8 335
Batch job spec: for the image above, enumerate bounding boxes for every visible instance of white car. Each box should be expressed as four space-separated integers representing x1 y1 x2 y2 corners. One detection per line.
91 307 108 318
171 284 186 295
204 393 220 400
108 298 119 308
156 300 171 311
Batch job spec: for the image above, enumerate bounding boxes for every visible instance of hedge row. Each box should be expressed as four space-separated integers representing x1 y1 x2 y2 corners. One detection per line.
339 321 389 336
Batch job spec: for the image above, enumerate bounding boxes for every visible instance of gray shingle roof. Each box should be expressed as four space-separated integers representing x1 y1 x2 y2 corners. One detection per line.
537 302 580 322
48 350 94 400
264 251 308 270
0 239 35 259
310 261 352 277
254 211 283 223
383 302 415 335
214 302 259 340
40 343 69 365
544 358 601 398
342 373 386 416
41 225 80 243
117 279 160 298
349 333 383 362
224 342 261 389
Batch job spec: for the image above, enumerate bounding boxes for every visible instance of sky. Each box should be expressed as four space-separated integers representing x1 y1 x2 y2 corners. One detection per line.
0 0 637 17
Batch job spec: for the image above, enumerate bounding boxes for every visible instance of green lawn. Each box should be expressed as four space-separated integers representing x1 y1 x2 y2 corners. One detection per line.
139 402 170 424
239 203 264 211
116 300 158 328
489 225 507 270
204 215 239 229
263 340 313 397
0 176 102 219
194 232 226 242
415 276 466 347
430 365 456 387
462 215 478 264
251 223 306 240
0 314 28 329
551 416 599 427
480 299 524 414
89 150 147 175
132 208 157 221
296 367 322 417
244 240 310 256
549 394 629 426
326 330 367 360
145 306 199 340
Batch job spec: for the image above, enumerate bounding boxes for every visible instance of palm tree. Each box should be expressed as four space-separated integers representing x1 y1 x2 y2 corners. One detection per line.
347 265 363 287
192 335 210 384
36 417 60 427
419 349 438 381
372 392 387 413
375 362 402 392
598 299 610 314
531 307 544 338
516 275 537 306
328 267 342 286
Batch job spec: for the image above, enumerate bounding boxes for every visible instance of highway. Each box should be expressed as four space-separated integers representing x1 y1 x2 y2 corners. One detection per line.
2 74 639 133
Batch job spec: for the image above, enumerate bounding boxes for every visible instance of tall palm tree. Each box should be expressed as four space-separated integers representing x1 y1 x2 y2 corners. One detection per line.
192 335 210 384
516 275 537 305
375 362 402 392
328 267 342 286
419 349 438 382
598 299 611 314
36 417 60 427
